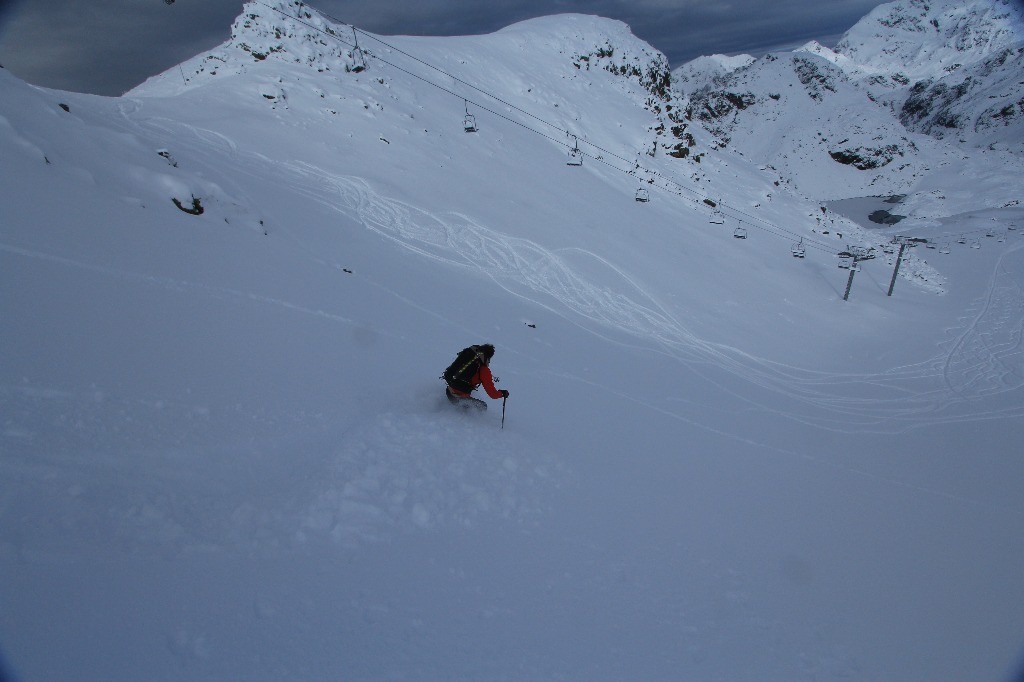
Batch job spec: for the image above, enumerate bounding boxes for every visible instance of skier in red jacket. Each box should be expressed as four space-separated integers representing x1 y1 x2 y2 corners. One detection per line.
443 343 509 411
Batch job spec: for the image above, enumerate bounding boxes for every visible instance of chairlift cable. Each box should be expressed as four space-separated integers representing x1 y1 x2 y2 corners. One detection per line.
254 1 856 255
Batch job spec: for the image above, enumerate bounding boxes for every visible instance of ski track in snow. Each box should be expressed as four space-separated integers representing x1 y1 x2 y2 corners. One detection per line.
269 159 1024 429
940 240 1024 404
281 160 700 349
104 114 1024 431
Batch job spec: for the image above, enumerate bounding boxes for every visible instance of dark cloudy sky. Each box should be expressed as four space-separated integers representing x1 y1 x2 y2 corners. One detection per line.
0 0 884 96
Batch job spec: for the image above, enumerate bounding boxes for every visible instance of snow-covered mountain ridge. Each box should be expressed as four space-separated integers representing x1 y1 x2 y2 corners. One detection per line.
3 2 1024 680
138 3 694 162
683 51 941 199
835 0 1024 81
673 0 1024 204
898 42 1024 145
670 53 756 95
836 0 1024 148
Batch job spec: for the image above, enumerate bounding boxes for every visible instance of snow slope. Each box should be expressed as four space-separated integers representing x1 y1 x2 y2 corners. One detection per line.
3 2 1024 679
683 50 950 199
834 0 1024 150
834 0 1024 82
673 0 1024 201
670 53 755 95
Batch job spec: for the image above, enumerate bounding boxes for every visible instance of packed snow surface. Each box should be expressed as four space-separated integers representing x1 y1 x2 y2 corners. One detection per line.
2 2 1023 680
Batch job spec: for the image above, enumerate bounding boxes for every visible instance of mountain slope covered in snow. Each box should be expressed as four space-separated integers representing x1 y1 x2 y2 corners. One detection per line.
837 0 1024 149
676 0 1024 162
2 1 1024 680
835 0 1024 81
670 53 756 95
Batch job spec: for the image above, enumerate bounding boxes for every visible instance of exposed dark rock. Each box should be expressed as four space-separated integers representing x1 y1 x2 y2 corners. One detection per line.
792 56 839 101
829 145 901 170
868 210 905 225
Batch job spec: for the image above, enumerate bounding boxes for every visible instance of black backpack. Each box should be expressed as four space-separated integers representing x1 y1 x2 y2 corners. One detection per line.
442 346 484 393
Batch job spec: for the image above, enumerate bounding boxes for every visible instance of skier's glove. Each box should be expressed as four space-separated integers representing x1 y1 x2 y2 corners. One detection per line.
501 390 510 398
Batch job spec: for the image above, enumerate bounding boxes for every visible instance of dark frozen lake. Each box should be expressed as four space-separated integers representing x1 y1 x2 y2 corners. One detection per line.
826 195 906 229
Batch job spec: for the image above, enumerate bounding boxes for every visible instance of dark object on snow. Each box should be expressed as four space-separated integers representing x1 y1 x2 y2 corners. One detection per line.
59 103 69 112
157 149 177 167
868 209 905 225
172 195 204 215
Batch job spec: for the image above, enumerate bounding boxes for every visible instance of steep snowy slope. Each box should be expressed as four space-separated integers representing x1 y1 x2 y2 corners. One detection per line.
835 0 1024 149
3 2 1024 680
899 44 1024 149
136 5 692 165
683 50 948 199
835 0 1024 81
673 0 1024 203
670 53 755 95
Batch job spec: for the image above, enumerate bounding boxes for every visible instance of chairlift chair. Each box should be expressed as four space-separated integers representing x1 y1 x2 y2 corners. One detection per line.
635 187 650 203
971 240 981 249
791 238 805 258
709 209 725 225
957 234 966 244
463 100 477 133
733 227 747 239
837 251 853 269
349 52 367 73
939 242 951 254
998 232 1006 242
567 136 583 166
349 28 367 73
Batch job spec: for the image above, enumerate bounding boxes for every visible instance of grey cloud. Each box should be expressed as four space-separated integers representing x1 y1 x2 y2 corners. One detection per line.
0 0 239 95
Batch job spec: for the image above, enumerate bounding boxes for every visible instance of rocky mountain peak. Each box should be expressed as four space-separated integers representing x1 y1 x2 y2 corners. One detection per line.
835 0 1024 81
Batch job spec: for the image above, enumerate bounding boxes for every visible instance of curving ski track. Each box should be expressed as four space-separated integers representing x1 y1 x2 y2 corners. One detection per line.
101 115 1024 431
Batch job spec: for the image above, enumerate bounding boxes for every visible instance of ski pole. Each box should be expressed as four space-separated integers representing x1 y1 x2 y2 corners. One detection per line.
501 395 507 429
